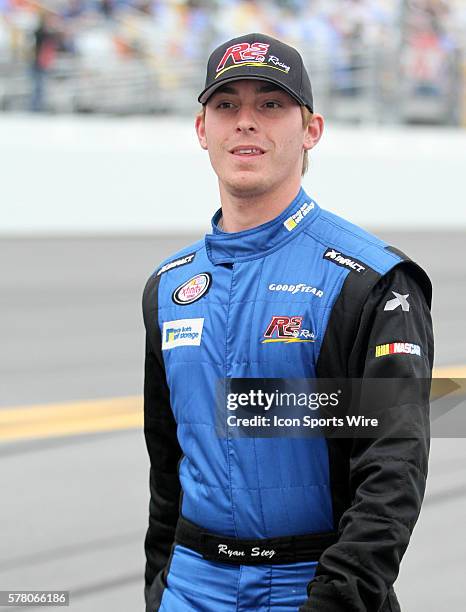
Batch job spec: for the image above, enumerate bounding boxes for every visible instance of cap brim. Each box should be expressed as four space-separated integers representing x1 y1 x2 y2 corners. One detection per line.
198 74 312 112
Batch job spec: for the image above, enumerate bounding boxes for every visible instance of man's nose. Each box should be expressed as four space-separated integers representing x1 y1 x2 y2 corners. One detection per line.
235 106 258 132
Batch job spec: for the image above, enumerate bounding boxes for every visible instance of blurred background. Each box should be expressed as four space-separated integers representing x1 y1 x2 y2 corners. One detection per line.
1 1 465 611
0 0 465 120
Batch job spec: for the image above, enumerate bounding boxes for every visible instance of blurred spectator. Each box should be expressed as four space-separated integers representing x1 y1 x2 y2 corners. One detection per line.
63 0 86 20
100 0 114 19
31 11 59 111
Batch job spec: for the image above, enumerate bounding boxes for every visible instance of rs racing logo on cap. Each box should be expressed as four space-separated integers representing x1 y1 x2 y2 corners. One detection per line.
216 42 290 78
217 42 270 72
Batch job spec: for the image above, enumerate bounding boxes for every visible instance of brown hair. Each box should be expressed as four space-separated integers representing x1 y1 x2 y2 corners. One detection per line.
196 105 314 177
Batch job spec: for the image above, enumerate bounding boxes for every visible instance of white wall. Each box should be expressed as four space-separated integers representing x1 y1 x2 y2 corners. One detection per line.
1 114 465 234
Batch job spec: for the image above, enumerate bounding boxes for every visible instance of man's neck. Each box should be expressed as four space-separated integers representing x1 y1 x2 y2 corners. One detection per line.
218 179 302 233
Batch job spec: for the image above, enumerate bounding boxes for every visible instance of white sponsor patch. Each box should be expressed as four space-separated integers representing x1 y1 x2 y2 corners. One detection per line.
283 201 314 231
162 318 204 350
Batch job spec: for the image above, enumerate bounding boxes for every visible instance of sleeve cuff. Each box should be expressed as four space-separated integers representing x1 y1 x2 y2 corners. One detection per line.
299 582 349 612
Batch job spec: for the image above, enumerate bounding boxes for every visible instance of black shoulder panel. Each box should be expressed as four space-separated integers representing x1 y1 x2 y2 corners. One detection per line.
315 266 381 529
315 250 433 535
307 254 433 611
143 273 163 364
142 273 183 610
385 245 432 309
316 265 382 379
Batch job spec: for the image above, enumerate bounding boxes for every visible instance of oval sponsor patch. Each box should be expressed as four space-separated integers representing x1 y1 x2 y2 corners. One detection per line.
172 273 211 305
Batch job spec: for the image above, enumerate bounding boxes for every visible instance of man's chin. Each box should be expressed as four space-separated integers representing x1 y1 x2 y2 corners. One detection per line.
223 173 269 198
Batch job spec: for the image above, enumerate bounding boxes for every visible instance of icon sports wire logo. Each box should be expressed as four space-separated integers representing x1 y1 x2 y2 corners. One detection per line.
215 42 291 78
262 316 315 343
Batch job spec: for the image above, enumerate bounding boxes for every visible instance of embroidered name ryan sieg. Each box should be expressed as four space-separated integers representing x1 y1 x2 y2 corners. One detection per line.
217 544 276 560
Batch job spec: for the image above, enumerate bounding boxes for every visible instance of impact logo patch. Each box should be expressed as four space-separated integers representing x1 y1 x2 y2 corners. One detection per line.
323 248 366 274
157 253 196 277
283 202 314 231
173 273 211 306
262 316 316 344
162 318 204 350
375 342 421 358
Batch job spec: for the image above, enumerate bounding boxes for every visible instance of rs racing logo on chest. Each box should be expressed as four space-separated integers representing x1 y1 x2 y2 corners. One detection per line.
262 316 316 344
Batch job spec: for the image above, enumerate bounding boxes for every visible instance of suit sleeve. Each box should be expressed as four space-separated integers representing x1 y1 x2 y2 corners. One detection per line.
301 263 434 612
142 274 183 610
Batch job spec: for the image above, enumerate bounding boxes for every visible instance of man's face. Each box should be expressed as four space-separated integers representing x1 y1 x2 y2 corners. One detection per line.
195 79 316 199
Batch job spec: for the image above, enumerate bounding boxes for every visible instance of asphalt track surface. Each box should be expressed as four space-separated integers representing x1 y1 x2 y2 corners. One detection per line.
0 232 465 612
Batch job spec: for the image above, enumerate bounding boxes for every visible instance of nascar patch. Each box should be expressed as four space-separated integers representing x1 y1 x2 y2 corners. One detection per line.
375 342 421 358
157 253 196 276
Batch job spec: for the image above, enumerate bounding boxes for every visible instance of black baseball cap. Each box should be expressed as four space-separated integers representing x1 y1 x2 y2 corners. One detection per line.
198 33 313 112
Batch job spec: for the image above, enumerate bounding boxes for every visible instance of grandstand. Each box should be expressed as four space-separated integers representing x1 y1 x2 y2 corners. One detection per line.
0 1 465 121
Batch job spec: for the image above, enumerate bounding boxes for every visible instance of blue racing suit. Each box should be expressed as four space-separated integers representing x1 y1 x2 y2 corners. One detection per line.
143 187 433 612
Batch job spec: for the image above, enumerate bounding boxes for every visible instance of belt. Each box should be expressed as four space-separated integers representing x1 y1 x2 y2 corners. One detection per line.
174 516 338 565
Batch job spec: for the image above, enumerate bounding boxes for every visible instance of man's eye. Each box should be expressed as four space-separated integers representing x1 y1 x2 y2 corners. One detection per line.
217 101 235 109
263 101 281 109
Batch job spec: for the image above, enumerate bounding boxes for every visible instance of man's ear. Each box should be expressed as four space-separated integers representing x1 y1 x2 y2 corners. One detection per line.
303 113 324 152
195 110 208 150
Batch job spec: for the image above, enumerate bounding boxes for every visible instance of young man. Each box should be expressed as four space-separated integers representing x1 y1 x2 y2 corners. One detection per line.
143 33 433 612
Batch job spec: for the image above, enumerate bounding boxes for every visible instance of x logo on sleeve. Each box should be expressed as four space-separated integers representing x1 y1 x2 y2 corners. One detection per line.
384 292 410 312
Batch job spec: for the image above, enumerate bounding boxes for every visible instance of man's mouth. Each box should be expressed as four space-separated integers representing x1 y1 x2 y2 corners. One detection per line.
230 146 266 157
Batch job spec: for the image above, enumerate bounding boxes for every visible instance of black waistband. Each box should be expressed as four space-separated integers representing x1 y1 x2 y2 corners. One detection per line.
174 516 338 565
